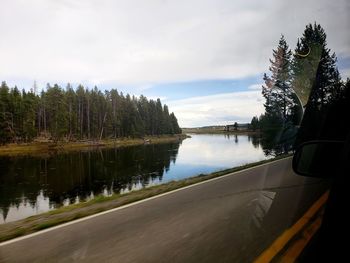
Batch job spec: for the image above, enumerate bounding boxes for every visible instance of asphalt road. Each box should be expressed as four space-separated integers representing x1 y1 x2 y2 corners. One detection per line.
0 157 328 263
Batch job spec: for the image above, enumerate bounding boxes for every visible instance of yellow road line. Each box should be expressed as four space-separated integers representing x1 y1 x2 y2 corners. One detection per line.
254 191 329 263
280 214 323 262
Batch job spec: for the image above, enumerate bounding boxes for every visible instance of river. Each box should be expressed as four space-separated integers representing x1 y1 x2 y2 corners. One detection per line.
0 134 271 223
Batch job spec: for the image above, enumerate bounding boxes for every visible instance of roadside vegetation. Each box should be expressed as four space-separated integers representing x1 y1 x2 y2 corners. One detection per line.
0 154 291 243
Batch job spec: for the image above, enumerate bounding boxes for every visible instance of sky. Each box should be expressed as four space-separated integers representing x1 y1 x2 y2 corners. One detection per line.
0 0 349 127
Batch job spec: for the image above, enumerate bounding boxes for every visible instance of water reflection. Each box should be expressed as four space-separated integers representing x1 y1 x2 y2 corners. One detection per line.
0 134 269 223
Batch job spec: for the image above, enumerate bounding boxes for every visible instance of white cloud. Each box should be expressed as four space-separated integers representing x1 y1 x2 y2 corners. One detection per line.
0 0 349 86
248 83 263 90
137 84 154 92
167 90 264 127
340 68 350 79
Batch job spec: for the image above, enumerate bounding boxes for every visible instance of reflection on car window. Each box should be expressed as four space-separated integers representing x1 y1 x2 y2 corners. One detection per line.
259 23 349 154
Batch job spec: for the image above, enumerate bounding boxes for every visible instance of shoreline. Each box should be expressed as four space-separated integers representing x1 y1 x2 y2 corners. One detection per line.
182 129 261 135
0 134 189 157
0 154 291 243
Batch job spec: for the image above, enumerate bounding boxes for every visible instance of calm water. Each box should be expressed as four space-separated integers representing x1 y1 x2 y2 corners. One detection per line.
0 134 270 223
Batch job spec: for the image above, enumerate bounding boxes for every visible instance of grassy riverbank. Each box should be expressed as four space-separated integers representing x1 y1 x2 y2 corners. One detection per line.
0 154 292 243
0 134 189 157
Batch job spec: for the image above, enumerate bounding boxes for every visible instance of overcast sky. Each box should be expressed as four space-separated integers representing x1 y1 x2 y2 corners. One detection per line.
1 0 349 127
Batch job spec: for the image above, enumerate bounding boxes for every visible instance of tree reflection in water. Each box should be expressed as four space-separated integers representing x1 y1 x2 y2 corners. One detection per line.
0 142 180 222
0 133 277 223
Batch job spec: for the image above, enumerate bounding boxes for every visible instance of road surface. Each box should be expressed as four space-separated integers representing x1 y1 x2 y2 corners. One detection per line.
0 157 328 262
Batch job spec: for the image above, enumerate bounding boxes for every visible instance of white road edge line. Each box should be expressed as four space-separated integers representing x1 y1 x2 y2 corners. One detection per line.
0 156 292 247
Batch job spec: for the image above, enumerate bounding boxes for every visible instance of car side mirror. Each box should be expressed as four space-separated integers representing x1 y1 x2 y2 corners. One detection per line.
292 140 344 178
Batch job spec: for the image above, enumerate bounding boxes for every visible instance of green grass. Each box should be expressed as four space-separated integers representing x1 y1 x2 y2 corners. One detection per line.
0 153 292 243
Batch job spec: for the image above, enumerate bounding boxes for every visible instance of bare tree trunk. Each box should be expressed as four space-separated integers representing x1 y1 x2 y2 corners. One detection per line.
78 100 81 138
81 103 84 139
69 102 72 140
113 99 116 138
87 97 90 139
99 112 107 141
38 107 41 135
43 106 47 133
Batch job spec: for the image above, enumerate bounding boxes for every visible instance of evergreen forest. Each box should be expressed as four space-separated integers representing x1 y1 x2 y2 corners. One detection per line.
0 83 182 144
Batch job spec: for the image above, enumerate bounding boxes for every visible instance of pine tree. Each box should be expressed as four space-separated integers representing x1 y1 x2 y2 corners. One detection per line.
76 85 85 139
65 83 77 140
163 105 172 134
260 35 300 155
0 82 181 144
22 89 38 141
292 23 341 107
45 84 68 141
137 95 151 135
148 100 157 135
262 35 296 125
109 89 120 138
293 24 344 146
170 113 181 134
155 99 164 135
0 82 12 144
250 116 259 131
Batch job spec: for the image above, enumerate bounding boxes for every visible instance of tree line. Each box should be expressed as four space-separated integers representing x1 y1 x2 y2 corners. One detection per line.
0 83 181 144
250 23 349 155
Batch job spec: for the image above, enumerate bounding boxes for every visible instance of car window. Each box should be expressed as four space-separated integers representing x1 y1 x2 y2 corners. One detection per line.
0 1 349 262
